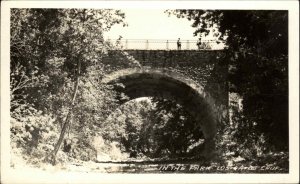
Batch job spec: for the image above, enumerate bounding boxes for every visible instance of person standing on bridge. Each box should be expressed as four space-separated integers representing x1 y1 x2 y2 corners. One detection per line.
177 38 181 50
197 37 202 50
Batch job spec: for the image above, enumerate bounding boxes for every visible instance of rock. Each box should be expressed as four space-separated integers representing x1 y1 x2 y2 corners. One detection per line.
225 151 235 156
96 152 111 162
233 156 245 162
226 160 234 167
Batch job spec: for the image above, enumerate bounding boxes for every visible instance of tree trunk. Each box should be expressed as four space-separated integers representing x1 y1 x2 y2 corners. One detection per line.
46 60 81 165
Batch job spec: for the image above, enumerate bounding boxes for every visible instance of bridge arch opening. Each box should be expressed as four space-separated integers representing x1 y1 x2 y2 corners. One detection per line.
104 97 206 159
103 68 218 158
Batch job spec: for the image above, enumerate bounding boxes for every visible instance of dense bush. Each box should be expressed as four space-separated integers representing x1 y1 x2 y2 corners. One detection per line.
11 110 59 166
104 98 205 159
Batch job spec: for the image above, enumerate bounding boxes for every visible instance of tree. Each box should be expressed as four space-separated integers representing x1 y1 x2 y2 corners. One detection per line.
168 10 288 151
10 9 132 164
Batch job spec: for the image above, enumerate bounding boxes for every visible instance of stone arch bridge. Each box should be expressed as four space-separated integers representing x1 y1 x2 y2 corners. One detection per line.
102 49 228 158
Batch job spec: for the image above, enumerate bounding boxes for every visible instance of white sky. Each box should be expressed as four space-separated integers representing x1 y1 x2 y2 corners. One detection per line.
104 9 199 41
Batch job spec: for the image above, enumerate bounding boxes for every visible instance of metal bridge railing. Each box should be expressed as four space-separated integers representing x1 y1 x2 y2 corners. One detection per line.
107 39 225 50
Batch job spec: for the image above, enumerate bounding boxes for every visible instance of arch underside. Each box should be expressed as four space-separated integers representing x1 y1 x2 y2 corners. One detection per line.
106 70 217 141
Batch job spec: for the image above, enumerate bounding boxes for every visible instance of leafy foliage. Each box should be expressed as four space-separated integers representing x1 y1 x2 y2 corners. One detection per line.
104 98 205 159
11 109 59 166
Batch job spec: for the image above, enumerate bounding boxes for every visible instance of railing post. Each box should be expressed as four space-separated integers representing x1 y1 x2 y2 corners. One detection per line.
186 40 190 50
146 40 149 50
166 40 169 50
